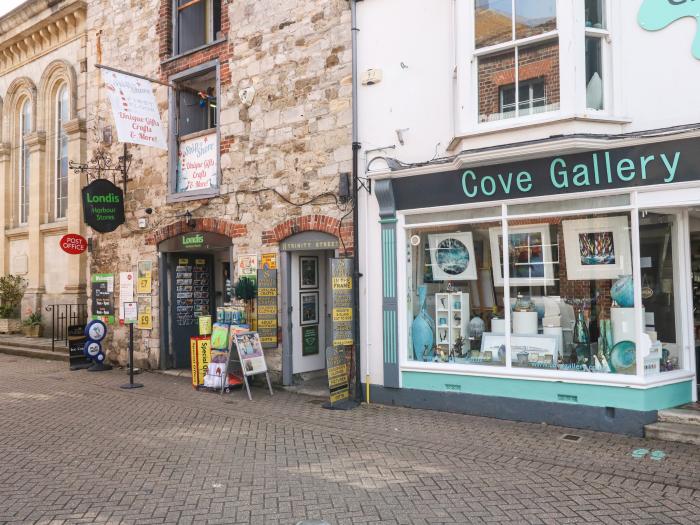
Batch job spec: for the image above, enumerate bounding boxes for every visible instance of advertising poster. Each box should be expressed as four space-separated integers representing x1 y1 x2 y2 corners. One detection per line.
233 332 268 376
137 260 152 294
177 132 218 192
137 296 152 330
256 269 278 348
119 272 135 322
260 253 277 270
91 273 115 324
237 254 258 280
102 69 166 150
331 259 354 347
189 336 211 387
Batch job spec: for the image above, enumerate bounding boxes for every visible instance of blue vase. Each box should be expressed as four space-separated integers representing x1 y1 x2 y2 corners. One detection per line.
611 275 634 308
411 286 435 361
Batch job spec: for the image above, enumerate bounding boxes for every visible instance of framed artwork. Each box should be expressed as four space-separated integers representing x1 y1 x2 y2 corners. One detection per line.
232 331 268 376
489 224 555 287
428 232 477 281
562 216 631 280
300 291 319 325
299 256 318 289
480 332 559 363
302 325 320 356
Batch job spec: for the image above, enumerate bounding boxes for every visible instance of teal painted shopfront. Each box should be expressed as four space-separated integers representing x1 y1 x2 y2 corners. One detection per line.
370 136 700 436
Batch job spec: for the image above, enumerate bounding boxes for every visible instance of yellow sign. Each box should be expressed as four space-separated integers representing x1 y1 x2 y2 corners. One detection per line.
257 319 277 329
195 258 206 265
137 260 152 294
260 253 277 270
198 315 212 335
258 305 277 315
179 258 189 265
257 288 276 297
330 388 349 403
332 277 352 290
260 336 277 344
333 308 353 322
190 339 198 387
137 296 152 330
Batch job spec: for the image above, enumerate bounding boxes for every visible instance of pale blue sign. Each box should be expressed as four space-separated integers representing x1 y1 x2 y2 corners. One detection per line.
638 0 700 59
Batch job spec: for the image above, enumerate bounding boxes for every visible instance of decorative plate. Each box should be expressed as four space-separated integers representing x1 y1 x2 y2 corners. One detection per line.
610 340 636 374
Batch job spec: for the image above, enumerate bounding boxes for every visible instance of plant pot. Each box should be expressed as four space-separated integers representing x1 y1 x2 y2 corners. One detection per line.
0 318 21 334
23 324 42 338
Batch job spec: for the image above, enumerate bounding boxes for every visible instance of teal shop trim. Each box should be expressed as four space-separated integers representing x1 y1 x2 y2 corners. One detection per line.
383 310 397 364
401 371 692 411
381 228 396 298
379 218 398 224
639 0 700 59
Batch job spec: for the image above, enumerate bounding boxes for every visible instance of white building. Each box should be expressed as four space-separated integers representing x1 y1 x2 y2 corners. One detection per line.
357 0 700 435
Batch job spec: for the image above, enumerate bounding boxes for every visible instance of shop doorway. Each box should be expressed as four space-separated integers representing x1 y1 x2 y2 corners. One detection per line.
158 232 233 370
280 231 340 385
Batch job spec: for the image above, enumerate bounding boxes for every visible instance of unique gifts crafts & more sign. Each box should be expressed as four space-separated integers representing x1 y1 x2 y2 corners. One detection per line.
177 132 218 192
82 179 125 233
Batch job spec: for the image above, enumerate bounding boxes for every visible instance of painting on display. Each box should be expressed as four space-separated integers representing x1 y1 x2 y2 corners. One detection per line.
562 216 631 280
299 256 318 289
489 224 555 287
428 233 477 281
300 291 319 325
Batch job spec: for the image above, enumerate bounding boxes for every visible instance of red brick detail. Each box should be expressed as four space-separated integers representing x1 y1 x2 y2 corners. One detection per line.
145 218 247 246
262 215 354 256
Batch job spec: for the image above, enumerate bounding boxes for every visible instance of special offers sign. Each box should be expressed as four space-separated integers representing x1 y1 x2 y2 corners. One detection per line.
82 179 125 233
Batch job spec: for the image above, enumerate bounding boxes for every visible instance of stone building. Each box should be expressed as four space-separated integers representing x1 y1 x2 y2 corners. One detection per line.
0 0 88 330
85 0 352 382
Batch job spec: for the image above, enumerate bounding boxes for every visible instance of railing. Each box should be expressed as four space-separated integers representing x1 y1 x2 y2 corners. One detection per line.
45 303 88 352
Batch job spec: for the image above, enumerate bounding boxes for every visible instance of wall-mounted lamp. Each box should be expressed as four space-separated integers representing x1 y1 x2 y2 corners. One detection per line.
291 222 299 235
185 210 196 229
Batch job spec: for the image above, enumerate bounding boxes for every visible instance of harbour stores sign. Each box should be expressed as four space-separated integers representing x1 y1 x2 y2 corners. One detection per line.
390 137 700 210
82 179 125 233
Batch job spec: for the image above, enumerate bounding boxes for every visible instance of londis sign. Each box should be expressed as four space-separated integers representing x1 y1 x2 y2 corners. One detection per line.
81 179 125 233
390 137 700 210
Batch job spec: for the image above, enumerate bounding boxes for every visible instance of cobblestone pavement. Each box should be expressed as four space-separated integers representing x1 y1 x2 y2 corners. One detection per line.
1 354 700 525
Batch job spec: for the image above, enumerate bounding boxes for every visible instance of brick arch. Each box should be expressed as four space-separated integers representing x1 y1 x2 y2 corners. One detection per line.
145 217 247 246
262 214 353 255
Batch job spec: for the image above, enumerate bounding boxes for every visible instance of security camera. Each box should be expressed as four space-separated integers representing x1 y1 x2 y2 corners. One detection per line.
145 208 153 214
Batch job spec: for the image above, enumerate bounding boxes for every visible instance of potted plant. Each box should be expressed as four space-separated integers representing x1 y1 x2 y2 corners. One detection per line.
22 310 42 337
0 274 26 334
234 277 257 324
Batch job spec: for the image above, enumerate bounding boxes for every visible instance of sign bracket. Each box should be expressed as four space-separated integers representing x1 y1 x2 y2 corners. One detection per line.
70 143 133 194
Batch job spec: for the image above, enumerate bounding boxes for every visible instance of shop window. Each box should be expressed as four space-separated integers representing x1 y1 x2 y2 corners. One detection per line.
174 0 222 55
18 99 31 225
407 221 509 367
475 0 560 122
407 211 642 375
172 66 219 195
584 0 608 111
54 84 69 220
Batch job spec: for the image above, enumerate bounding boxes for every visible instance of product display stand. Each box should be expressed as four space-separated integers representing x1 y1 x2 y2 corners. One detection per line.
120 324 143 389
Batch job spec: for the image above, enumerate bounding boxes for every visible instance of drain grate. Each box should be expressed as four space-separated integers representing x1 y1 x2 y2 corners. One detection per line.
561 433 582 442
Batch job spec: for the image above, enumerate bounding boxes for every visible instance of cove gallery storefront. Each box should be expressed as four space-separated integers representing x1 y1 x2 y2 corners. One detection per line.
372 135 700 436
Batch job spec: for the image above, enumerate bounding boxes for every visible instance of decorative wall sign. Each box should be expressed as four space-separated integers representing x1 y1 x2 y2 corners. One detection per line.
639 0 700 59
562 216 632 280
300 291 319 326
299 256 318 289
82 179 125 233
428 233 477 281
59 233 87 255
489 224 555 286
177 132 218 192
389 137 700 210
256 269 278 348
91 274 115 324
102 69 167 149
331 258 354 347
302 325 319 356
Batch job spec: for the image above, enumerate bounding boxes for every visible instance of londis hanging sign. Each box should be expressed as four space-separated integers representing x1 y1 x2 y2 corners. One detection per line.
82 179 125 233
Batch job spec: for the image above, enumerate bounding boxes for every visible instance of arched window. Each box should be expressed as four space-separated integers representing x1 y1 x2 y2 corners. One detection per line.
55 85 69 219
18 99 31 225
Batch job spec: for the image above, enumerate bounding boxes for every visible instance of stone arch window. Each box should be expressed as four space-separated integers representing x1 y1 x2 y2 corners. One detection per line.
54 84 69 219
18 98 31 225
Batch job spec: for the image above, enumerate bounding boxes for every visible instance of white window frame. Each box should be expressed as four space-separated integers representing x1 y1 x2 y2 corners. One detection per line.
582 0 612 114
54 84 69 221
18 99 30 226
396 186 697 392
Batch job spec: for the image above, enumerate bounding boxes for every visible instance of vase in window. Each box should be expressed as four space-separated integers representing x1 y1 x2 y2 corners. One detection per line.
411 285 435 361
611 275 634 308
586 72 603 110
573 308 591 365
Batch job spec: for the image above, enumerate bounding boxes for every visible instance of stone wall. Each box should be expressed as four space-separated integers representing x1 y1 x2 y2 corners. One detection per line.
85 0 352 372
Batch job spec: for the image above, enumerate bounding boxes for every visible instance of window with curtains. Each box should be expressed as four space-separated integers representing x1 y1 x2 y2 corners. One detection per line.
55 85 69 220
18 99 31 225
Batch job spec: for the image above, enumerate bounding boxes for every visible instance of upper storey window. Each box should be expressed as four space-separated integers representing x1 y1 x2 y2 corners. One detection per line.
174 0 222 55
475 0 560 122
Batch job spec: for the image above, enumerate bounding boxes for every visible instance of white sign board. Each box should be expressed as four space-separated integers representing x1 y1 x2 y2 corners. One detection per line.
102 69 167 150
123 302 138 324
119 272 135 321
177 132 218 192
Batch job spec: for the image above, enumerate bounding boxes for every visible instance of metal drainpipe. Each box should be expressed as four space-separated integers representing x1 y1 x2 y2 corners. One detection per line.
351 0 362 402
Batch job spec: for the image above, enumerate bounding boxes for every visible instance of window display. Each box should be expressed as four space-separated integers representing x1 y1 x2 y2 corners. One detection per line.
407 211 644 374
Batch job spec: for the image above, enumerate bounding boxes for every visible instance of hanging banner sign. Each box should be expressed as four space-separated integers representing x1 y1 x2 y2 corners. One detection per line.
256 269 278 348
59 233 87 255
331 258 354 347
82 179 125 233
102 69 167 149
177 132 218 192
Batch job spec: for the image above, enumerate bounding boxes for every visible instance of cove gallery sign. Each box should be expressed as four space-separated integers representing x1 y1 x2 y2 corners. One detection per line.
390 137 700 210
